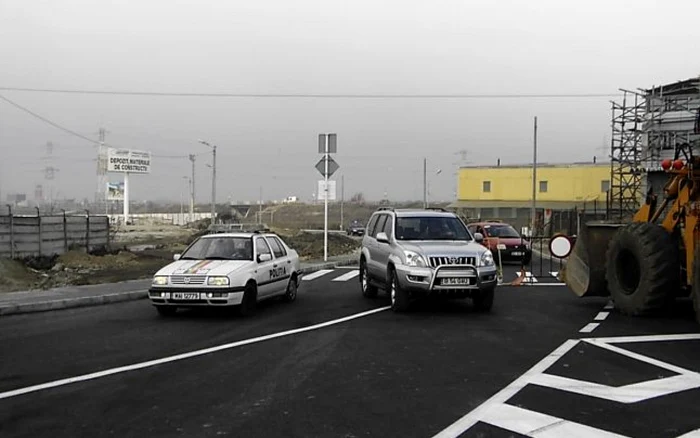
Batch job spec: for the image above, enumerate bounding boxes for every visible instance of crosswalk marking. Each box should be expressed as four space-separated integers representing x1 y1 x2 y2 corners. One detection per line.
301 269 334 281
332 270 360 282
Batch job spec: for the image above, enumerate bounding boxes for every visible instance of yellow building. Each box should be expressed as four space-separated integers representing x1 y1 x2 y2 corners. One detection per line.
449 162 613 229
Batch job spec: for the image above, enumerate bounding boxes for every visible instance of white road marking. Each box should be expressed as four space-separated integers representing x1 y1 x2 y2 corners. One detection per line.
529 372 700 404
579 323 600 333
0 306 391 401
433 333 700 437
331 270 360 282
516 271 539 283
432 339 580 438
301 269 334 281
582 333 700 344
517 283 566 287
481 403 628 437
604 301 615 310
550 271 559 278
594 312 610 321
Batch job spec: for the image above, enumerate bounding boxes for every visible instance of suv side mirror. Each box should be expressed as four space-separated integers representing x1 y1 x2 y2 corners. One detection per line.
173 253 181 261
376 232 389 244
258 253 273 263
473 232 484 243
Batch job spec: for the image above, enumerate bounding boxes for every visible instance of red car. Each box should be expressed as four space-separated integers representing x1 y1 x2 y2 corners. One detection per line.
466 221 532 264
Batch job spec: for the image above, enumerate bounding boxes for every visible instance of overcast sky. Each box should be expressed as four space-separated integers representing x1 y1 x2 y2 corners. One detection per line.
1 0 698 204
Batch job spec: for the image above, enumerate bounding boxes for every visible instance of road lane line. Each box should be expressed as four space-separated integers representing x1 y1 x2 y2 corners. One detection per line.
0 306 391 401
604 301 614 310
579 323 600 333
581 333 700 344
332 270 359 282
594 312 610 321
301 269 334 281
432 339 580 438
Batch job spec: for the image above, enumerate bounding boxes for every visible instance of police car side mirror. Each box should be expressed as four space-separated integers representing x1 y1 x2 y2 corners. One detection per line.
376 232 389 244
173 253 181 261
258 253 273 263
473 233 484 243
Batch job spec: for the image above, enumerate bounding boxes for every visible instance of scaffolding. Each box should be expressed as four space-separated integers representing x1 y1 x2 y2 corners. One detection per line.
609 90 645 222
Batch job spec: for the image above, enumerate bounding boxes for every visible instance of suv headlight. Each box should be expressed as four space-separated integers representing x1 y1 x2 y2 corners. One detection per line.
403 250 427 267
478 250 495 267
152 276 168 286
207 276 230 286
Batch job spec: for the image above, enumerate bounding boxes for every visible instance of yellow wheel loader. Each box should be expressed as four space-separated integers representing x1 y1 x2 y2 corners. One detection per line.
563 148 700 324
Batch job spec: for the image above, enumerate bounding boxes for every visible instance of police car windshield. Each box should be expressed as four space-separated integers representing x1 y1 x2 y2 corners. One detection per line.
395 216 472 241
181 236 254 261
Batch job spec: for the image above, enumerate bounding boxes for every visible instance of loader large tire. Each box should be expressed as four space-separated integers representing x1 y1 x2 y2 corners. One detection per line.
605 222 679 316
692 245 700 325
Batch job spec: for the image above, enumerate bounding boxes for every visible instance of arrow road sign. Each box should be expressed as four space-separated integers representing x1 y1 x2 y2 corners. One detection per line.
315 156 339 178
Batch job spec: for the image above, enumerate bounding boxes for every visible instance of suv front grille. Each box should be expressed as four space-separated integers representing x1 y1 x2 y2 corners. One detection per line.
429 256 476 268
171 276 207 285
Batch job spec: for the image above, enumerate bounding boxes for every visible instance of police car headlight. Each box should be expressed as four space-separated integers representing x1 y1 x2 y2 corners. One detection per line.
152 276 168 285
403 251 427 267
207 276 230 286
479 251 495 267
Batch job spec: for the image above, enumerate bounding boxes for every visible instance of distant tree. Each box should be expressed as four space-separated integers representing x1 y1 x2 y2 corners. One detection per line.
350 192 365 204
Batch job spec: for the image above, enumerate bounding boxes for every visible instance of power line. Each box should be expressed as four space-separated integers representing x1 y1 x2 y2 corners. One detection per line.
0 87 622 99
0 93 200 159
0 93 99 145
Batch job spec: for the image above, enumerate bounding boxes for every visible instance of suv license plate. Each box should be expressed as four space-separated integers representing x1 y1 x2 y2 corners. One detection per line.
441 278 470 286
512 251 523 256
172 292 200 300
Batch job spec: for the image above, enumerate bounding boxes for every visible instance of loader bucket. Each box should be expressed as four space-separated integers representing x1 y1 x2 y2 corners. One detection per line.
562 221 624 297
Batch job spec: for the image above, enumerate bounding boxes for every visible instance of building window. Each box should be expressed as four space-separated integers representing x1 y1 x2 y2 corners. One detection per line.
601 180 610 192
539 181 548 193
482 181 491 192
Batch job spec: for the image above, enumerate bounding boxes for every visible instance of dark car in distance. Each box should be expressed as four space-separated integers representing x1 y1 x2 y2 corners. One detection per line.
467 221 532 264
347 219 366 236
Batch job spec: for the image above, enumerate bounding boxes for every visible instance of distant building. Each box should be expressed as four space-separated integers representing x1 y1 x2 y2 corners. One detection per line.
449 162 610 232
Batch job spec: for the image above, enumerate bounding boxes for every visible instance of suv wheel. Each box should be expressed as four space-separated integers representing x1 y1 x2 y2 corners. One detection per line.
360 260 378 298
473 287 494 312
390 269 410 312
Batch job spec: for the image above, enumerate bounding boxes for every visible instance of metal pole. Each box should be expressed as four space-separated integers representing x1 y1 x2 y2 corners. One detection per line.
340 174 344 231
423 158 427 208
211 145 217 226
531 116 538 236
7 204 14 258
189 154 196 215
259 186 263 224
123 172 130 225
324 136 329 261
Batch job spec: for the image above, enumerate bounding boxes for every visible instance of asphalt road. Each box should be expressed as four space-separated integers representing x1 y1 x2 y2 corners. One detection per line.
0 260 699 437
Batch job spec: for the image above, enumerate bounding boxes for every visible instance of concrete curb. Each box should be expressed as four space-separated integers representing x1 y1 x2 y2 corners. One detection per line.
0 257 360 317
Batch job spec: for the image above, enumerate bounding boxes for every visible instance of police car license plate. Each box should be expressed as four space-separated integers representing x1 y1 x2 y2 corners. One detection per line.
512 251 523 256
172 292 200 300
441 278 470 286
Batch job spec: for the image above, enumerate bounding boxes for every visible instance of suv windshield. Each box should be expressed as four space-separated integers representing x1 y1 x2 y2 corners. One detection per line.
180 236 254 261
395 216 472 241
484 224 521 238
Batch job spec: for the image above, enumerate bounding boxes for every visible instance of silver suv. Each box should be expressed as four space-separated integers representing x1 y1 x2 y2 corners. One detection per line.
359 207 498 312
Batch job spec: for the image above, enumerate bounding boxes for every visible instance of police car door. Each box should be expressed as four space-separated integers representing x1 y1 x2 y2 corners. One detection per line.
266 235 292 296
254 236 276 298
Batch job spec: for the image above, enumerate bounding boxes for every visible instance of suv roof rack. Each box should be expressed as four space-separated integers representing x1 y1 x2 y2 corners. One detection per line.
376 207 395 211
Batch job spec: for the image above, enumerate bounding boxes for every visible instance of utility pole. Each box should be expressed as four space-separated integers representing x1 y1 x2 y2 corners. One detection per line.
258 186 263 224
212 145 217 226
423 158 427 209
189 154 196 216
531 116 538 237
197 140 216 227
96 128 108 214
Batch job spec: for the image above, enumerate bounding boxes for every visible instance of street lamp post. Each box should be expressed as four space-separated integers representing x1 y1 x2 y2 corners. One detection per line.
198 139 217 227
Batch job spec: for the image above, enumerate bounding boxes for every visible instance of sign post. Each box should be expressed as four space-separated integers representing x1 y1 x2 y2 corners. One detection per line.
107 148 152 225
316 134 339 261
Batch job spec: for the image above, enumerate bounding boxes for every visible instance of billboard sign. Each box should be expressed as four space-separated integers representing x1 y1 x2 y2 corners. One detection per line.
107 182 125 200
107 148 152 174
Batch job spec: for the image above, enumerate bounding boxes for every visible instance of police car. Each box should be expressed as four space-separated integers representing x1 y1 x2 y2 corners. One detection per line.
148 231 302 317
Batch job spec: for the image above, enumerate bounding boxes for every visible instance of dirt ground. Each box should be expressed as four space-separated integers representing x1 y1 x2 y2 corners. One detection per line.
0 224 360 293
